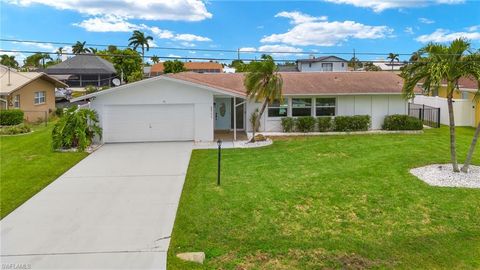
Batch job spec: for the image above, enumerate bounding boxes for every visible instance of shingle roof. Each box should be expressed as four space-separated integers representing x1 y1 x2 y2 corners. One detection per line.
0 65 68 94
151 62 223 74
166 71 416 95
45 54 116 75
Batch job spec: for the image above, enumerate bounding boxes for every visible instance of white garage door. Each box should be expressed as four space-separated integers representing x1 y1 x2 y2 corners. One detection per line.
104 104 195 143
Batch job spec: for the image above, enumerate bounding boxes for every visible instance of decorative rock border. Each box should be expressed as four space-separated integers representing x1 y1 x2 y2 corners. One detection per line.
410 164 480 188
235 138 273 148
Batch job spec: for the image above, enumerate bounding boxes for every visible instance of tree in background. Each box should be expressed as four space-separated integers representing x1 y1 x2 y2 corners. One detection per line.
409 51 421 62
107 45 117 53
401 38 479 172
72 41 91 54
244 54 283 142
231 59 249 72
56 47 64 61
387 53 400 71
23 53 52 69
1 55 19 69
128 30 153 69
151 55 160 64
348 57 363 70
163 60 186 74
89 47 98 54
363 62 381 71
110 48 142 83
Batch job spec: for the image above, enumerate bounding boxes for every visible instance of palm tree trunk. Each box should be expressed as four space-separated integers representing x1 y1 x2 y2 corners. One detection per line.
141 47 145 79
251 99 269 143
461 122 480 173
447 93 460 172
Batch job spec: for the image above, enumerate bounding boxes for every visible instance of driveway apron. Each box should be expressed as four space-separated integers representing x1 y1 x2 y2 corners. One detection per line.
1 142 193 270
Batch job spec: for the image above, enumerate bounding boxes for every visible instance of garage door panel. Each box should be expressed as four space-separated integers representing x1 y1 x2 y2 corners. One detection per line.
104 104 195 143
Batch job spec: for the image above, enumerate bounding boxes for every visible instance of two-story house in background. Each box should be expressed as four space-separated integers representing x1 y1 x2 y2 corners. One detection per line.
296 55 348 72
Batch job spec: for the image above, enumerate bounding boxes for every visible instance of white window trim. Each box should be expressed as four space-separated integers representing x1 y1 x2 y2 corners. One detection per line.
315 97 337 117
267 98 289 119
13 94 20 108
34 91 46 105
291 97 313 117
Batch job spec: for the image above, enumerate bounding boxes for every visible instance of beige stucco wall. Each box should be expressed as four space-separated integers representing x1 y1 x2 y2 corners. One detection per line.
6 79 56 122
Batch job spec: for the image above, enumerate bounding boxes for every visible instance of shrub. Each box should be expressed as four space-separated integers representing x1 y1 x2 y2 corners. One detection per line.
383 114 423 130
295 116 316 132
0 124 31 135
333 115 371 132
281 117 294 132
54 107 65 117
0 110 24 126
317 117 333 132
84 85 98 94
52 106 102 151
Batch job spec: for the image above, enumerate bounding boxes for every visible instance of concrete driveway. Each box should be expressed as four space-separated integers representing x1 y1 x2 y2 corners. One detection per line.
1 142 193 270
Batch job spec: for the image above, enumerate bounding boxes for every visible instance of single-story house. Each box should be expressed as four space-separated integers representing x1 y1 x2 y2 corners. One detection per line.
150 61 223 76
45 54 117 88
71 71 415 143
0 65 67 121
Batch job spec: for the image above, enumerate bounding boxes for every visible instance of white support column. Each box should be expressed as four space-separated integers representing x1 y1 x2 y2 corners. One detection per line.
233 96 237 141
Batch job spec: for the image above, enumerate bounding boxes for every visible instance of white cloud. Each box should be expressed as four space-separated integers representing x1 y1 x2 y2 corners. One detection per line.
239 47 257 53
149 27 175 39
239 45 302 56
6 0 212 21
167 54 181 58
275 11 327 24
0 49 27 63
419 17 435 24
180 42 196 47
416 29 480 43
12 41 56 52
174 34 211 42
73 15 140 32
404 27 414 35
324 0 464 12
466 25 480 31
261 11 393 46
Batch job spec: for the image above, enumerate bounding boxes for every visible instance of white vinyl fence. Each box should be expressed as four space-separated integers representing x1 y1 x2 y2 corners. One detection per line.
413 95 475 127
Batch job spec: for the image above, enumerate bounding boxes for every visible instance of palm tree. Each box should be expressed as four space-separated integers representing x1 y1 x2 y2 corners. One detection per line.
72 41 91 54
151 55 160 64
128 30 153 65
387 53 400 71
0 55 19 68
244 54 283 142
409 51 421 62
401 38 479 172
89 47 98 54
56 47 63 61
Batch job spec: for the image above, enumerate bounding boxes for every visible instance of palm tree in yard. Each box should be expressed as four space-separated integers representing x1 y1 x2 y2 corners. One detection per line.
128 30 153 66
72 41 91 54
244 54 283 142
401 38 480 172
151 55 160 64
387 52 400 71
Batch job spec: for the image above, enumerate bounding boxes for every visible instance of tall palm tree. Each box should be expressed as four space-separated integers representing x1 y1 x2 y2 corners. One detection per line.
56 47 63 61
72 41 91 54
0 55 19 68
401 38 479 172
151 55 160 64
128 30 153 65
387 53 400 71
244 54 283 142
89 47 98 54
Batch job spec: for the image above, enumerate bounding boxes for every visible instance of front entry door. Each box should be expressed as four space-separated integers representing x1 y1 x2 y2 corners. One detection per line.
215 98 231 130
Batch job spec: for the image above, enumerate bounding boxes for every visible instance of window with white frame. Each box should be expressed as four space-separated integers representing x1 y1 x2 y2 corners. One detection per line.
322 63 333 71
14 95 20 108
34 91 46 104
316 98 336 116
292 98 312 116
268 99 288 117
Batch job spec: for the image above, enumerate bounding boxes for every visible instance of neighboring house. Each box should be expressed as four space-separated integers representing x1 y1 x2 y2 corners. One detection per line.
143 66 152 78
277 65 299 72
45 54 117 88
150 61 223 76
371 61 406 72
71 72 414 143
296 56 348 72
413 77 479 127
0 65 67 121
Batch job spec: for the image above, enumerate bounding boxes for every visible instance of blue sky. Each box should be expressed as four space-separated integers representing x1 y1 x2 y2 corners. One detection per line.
1 0 479 64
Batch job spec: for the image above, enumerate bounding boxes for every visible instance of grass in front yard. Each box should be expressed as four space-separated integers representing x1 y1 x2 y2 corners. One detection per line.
168 127 480 269
0 123 87 218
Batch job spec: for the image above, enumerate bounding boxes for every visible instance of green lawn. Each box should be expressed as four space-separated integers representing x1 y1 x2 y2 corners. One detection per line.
168 127 480 269
0 123 88 218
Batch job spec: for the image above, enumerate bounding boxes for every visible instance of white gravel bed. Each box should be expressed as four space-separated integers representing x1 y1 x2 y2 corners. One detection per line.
235 138 273 148
410 164 480 188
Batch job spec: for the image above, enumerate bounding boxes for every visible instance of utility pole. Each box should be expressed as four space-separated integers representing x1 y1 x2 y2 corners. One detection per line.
237 48 240 60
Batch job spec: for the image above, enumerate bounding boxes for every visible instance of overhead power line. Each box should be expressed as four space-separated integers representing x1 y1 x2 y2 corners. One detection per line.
2 38 477 57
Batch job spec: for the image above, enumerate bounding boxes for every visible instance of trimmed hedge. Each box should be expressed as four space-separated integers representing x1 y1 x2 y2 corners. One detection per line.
281 117 295 132
383 114 423 130
0 110 24 126
295 116 316 132
333 115 371 132
317 117 333 132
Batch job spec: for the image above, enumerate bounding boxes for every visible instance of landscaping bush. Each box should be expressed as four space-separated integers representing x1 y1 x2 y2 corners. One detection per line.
295 116 316 132
317 117 333 132
52 106 102 151
0 124 31 135
333 115 371 132
281 117 295 132
0 110 24 126
383 114 423 130
84 85 98 94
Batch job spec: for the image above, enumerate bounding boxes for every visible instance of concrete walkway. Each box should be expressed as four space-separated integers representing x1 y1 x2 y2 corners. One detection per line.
1 142 193 270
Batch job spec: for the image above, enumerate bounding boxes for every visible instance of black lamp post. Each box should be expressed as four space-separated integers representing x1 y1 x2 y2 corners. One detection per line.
217 139 222 186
